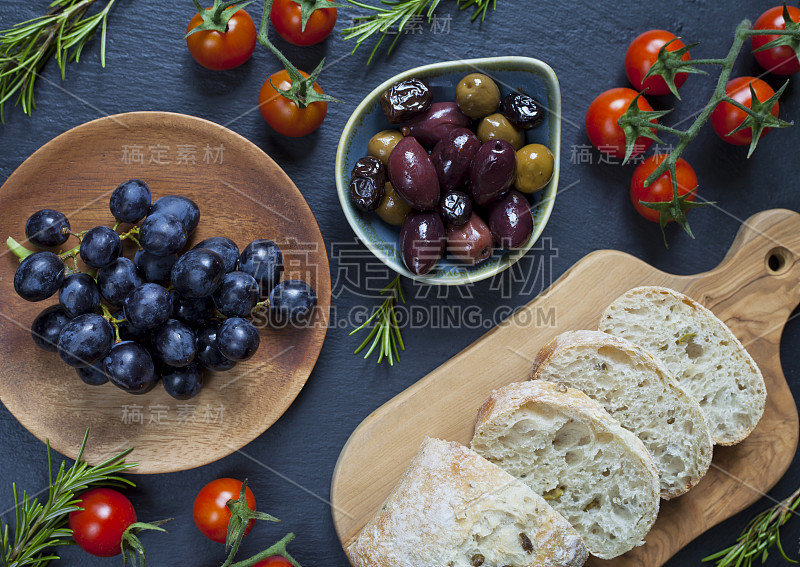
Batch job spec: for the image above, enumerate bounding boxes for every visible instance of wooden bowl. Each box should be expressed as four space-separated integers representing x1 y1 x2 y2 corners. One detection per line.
0 112 330 473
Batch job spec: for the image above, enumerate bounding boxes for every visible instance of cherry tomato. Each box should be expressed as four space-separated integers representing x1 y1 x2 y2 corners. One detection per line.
585 88 655 159
255 556 293 567
710 76 779 146
625 29 690 95
752 5 800 75
630 154 698 223
186 8 257 71
259 69 328 137
270 0 337 46
193 478 256 543
68 488 137 557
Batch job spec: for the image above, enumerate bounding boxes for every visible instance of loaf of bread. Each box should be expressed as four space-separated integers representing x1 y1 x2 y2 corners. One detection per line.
598 286 766 445
347 437 589 567
471 381 660 560
530 330 713 500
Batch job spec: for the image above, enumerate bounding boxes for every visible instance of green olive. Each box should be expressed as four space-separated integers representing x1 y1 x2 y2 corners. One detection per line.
377 182 412 226
515 144 554 193
455 73 501 120
477 113 525 150
368 130 404 166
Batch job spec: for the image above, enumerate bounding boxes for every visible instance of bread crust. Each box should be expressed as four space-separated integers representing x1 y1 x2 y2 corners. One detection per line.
530 330 714 499
346 437 588 567
473 381 661 559
599 285 766 445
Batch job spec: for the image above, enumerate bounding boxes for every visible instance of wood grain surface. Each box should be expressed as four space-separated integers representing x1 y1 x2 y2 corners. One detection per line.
331 208 800 566
0 112 330 474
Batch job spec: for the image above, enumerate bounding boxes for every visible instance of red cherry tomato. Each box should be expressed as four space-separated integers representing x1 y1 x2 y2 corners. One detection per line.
193 478 256 543
255 556 293 567
710 76 779 146
625 29 690 95
630 154 698 223
585 88 656 159
270 0 337 46
259 69 328 137
752 5 800 75
186 8 257 71
68 488 137 558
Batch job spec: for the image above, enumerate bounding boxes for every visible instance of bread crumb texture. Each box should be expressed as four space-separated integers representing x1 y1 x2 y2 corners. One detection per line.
531 330 713 499
599 286 766 445
472 381 660 560
347 437 588 567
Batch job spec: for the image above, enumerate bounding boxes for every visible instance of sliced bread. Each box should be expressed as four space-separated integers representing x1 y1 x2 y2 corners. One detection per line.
347 437 588 567
530 330 713 500
598 286 766 445
471 381 660 560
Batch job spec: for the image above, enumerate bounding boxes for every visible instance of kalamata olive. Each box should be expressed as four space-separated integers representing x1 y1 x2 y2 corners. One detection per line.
447 213 493 265
488 190 534 249
350 177 385 212
368 130 404 165
352 155 386 181
377 183 412 226
469 139 517 206
499 92 545 130
400 212 446 276
387 136 441 211
400 102 471 148
439 190 472 227
430 127 481 191
515 144 555 193
381 78 432 123
456 73 501 119
477 113 525 150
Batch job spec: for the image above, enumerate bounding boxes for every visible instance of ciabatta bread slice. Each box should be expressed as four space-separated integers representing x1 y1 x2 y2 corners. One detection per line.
347 437 588 567
598 286 766 445
471 381 660 560
530 330 713 500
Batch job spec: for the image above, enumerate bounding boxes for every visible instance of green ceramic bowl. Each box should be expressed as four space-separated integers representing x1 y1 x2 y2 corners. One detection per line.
335 57 561 285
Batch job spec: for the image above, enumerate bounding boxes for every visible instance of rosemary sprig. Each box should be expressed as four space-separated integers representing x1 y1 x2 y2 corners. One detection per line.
341 0 499 63
350 274 405 365
703 487 800 567
0 430 137 567
0 0 118 122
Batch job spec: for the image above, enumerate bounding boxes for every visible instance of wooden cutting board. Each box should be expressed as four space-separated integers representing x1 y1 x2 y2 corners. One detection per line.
331 208 800 567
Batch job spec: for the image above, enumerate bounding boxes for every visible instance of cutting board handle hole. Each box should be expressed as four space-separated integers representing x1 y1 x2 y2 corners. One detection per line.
766 247 793 275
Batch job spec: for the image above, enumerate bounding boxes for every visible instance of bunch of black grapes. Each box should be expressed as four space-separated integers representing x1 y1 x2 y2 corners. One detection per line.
14 179 317 400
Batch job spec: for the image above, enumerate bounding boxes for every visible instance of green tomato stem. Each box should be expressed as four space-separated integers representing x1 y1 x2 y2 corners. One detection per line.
227 533 299 567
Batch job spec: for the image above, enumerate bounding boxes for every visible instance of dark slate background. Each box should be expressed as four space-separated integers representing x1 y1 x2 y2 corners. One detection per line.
2 1 800 565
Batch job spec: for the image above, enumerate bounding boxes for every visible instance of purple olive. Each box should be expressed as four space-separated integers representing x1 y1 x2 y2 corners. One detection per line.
400 212 446 275
447 213 493 265
488 190 534 249
439 190 472 227
430 128 481 191
469 139 517 206
400 102 471 148
387 136 440 211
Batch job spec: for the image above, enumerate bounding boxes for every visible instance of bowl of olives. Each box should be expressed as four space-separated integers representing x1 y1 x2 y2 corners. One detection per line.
336 57 561 285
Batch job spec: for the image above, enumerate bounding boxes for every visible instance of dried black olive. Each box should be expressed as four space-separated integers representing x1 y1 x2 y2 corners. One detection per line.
350 156 387 212
349 177 385 212
381 78 433 124
439 190 472 227
499 93 545 130
351 156 386 182
471 554 485 566
520 532 534 554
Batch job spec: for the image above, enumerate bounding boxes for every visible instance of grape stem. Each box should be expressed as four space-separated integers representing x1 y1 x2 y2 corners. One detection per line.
5 236 34 262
